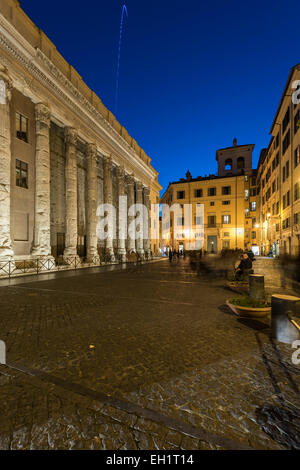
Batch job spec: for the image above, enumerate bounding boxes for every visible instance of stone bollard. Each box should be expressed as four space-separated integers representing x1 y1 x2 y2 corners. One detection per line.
0 340 6 365
271 294 300 344
249 275 265 300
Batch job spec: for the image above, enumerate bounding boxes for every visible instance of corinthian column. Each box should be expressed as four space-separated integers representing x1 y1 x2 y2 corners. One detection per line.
103 155 115 261
86 143 99 263
143 186 151 259
135 181 145 260
0 66 14 260
126 173 136 254
116 166 127 263
64 127 79 260
32 103 53 258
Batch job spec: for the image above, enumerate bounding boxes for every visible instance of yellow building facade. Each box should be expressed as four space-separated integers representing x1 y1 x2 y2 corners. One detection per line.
257 64 300 256
161 141 259 254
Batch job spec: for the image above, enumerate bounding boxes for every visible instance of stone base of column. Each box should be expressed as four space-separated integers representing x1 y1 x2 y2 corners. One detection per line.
105 248 116 263
86 254 101 265
137 250 145 261
63 249 81 266
118 250 127 264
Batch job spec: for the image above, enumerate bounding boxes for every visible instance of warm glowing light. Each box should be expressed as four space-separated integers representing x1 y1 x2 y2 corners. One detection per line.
267 213 271 218
255 224 260 228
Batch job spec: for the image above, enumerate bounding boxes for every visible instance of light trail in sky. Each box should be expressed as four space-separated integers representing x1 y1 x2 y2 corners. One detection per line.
114 3 128 117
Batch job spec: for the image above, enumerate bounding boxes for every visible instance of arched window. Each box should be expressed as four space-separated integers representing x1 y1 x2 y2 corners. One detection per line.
225 158 232 171
237 157 245 169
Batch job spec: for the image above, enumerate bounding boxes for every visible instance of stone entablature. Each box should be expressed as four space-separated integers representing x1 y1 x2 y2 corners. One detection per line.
0 0 158 185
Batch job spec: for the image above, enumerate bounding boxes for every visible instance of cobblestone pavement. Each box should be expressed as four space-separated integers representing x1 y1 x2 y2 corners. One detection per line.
0 258 299 450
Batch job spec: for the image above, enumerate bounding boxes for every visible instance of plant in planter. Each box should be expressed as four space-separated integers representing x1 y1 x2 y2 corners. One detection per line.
226 274 271 318
226 296 271 318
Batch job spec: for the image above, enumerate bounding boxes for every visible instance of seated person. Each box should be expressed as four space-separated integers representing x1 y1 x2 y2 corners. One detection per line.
235 253 253 280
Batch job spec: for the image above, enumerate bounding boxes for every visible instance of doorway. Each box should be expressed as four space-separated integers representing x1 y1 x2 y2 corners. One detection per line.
207 236 217 253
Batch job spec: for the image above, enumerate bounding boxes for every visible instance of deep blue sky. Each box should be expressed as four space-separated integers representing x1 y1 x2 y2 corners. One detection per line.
22 0 300 193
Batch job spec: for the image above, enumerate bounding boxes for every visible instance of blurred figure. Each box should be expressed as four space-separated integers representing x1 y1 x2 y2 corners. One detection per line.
235 253 253 280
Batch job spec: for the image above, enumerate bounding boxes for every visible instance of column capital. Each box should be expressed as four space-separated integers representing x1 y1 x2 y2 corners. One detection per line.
86 142 97 161
116 166 125 179
64 127 78 146
126 173 135 186
35 103 51 127
143 186 150 197
103 154 112 167
135 181 143 192
0 65 13 104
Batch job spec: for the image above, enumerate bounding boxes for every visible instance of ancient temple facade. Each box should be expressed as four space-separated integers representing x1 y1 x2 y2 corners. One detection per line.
0 0 162 265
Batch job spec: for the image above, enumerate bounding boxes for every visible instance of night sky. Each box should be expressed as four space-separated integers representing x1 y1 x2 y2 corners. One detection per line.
21 0 300 193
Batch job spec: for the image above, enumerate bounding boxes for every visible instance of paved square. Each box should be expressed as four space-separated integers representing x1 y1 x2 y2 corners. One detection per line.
0 259 299 450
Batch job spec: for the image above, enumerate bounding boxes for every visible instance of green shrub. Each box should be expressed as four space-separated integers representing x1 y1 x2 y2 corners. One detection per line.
229 297 270 308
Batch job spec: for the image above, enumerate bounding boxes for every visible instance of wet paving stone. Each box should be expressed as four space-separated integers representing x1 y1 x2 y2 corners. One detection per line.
0 258 299 449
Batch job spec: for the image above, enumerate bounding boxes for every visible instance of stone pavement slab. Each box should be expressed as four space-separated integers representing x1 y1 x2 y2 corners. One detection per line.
0 258 299 449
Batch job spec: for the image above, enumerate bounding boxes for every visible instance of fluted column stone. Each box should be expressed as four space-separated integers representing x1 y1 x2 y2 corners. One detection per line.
86 143 99 263
64 127 79 260
126 174 136 254
116 166 127 263
143 186 151 259
31 103 53 258
135 181 144 259
0 66 14 260
103 155 115 261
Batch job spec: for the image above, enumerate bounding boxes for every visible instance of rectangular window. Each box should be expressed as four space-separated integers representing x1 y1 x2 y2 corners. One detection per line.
250 188 257 196
250 202 256 211
295 182 300 201
282 130 290 155
295 147 299 168
286 160 290 179
282 107 290 134
16 112 29 143
222 215 231 224
223 232 230 237
294 109 300 134
222 186 231 195
283 194 286 209
222 200 230 205
252 217 256 228
287 190 290 206
177 191 185 200
195 216 203 225
16 159 28 189
295 212 299 225
194 189 203 198
207 215 216 227
222 240 230 249
252 231 256 240
208 187 216 196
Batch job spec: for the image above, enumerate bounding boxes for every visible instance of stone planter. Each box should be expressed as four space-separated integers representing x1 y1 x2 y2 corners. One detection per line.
226 300 271 318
